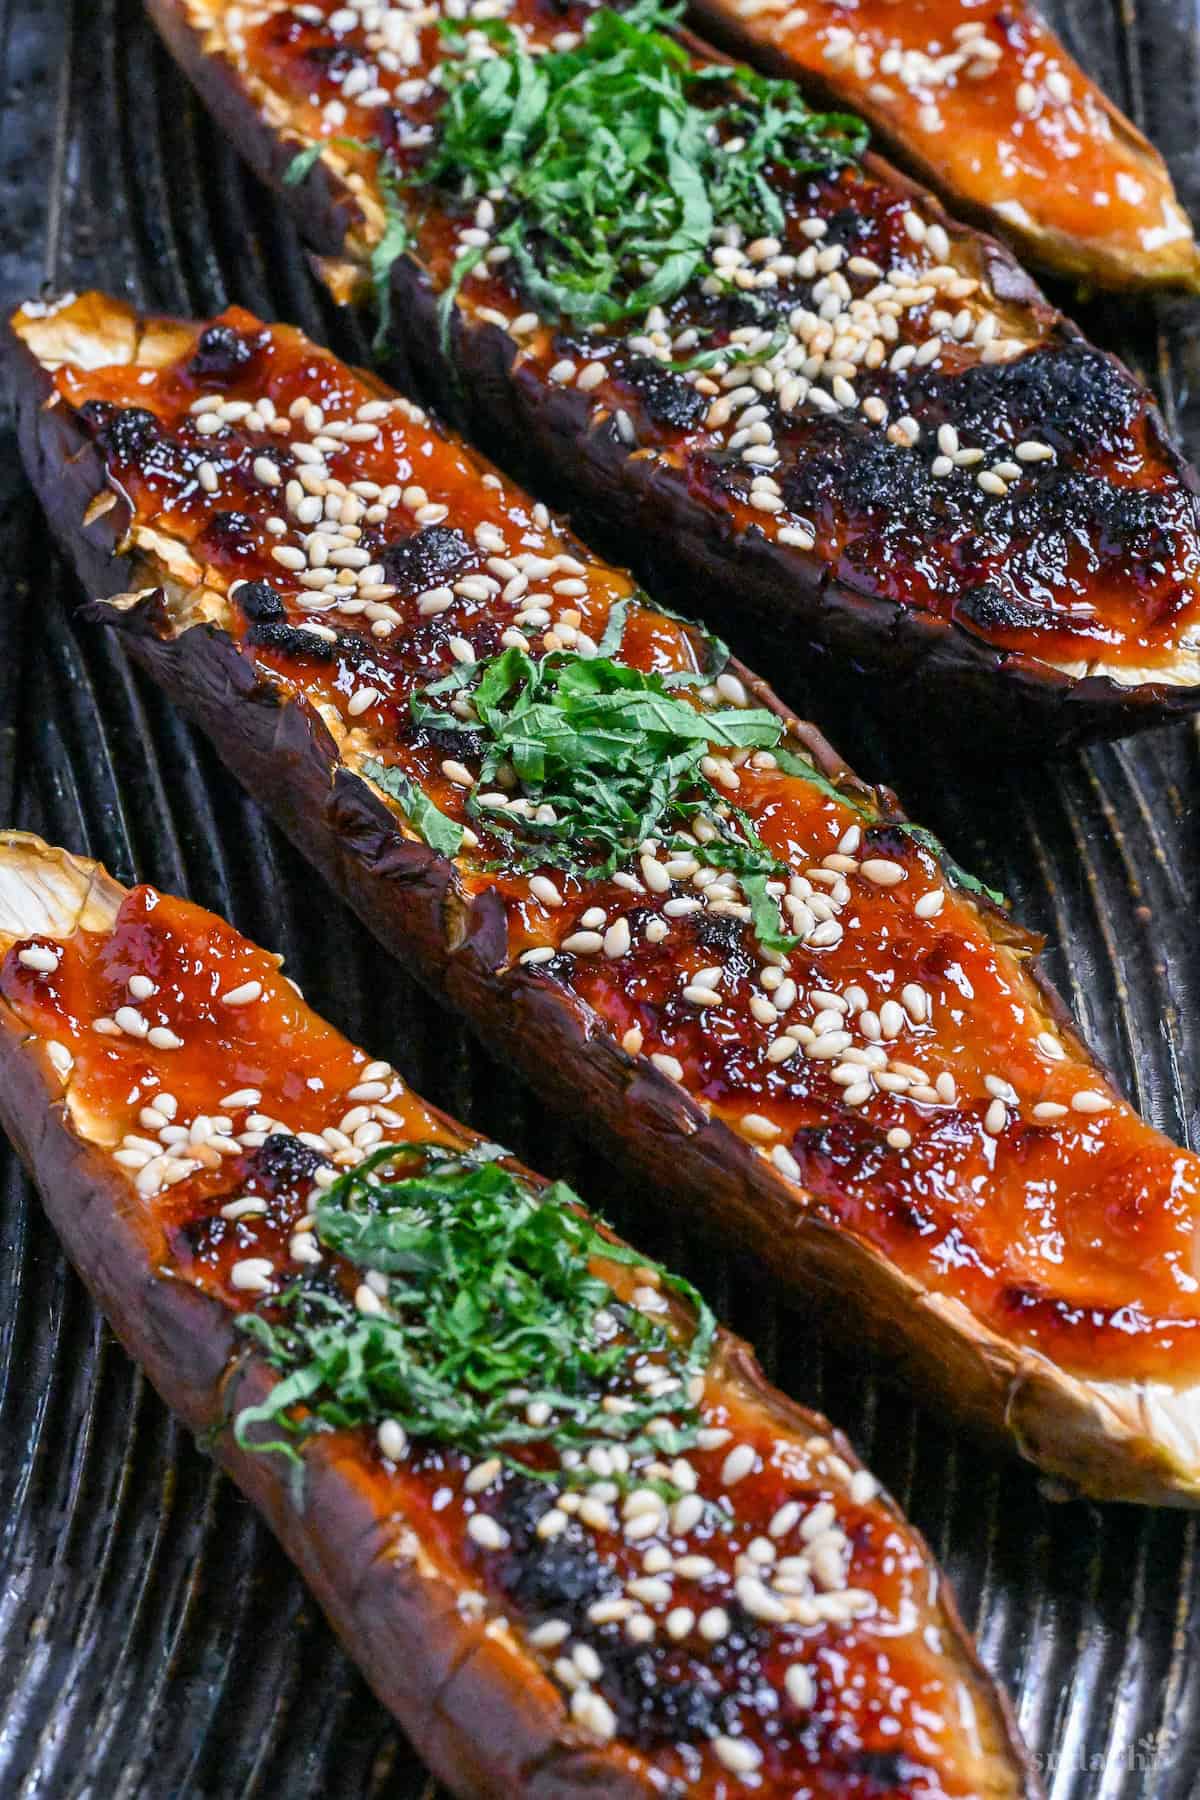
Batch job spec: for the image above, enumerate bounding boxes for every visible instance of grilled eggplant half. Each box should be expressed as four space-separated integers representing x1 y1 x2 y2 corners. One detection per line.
142 0 1200 744
0 830 1040 1796
687 0 1200 293
12 292 1200 1508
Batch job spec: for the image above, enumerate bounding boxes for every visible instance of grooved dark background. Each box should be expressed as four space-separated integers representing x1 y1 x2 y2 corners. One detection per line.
0 2 1198 1794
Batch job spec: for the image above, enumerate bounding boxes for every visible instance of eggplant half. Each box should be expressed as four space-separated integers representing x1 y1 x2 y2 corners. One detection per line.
11 291 1200 1509
141 0 1200 744
687 0 1200 293
0 830 1040 1797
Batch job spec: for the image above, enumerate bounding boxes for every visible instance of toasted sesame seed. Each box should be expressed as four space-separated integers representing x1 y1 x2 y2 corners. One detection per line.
721 1443 756 1486
231 1258 275 1293
714 1735 763 1774
17 945 60 973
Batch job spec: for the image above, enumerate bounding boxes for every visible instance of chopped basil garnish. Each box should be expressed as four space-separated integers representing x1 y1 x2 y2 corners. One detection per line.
234 1143 715 1478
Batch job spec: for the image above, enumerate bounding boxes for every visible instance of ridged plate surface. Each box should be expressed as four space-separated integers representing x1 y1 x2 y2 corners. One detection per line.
1 1 1199 1793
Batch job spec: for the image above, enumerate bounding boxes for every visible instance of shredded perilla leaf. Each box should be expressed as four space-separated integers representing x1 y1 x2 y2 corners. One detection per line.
234 1143 715 1479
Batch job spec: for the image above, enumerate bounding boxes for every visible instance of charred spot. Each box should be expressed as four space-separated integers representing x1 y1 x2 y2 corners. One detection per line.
188 322 258 383
236 580 287 622
601 1645 732 1748
379 525 472 594
246 620 337 662
301 43 361 78
925 344 1139 458
620 357 708 431
836 1750 934 1792
495 1483 615 1619
203 510 259 550
781 427 946 540
252 1132 333 1194
682 289 768 337
953 583 1044 633
411 723 487 760
1003 469 1179 564
80 402 159 461
822 205 875 245
692 911 753 978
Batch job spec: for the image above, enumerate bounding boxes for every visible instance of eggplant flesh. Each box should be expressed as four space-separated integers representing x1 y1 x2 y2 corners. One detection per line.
141 0 1200 746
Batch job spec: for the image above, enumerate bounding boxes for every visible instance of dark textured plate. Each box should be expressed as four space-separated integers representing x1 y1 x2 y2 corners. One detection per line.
2 2 1200 1793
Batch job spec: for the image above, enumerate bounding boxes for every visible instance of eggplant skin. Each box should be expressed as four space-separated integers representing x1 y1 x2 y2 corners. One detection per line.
10 300 1200 1512
142 0 1200 748
0 836 1041 1800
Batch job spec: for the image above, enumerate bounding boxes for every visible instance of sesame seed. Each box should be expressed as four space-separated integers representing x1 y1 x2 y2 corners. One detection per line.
860 859 906 887
714 1736 763 1774
222 980 263 1007
231 1258 275 1293
467 1514 510 1551
721 1443 756 1486
17 945 60 973
650 1053 684 1082
984 1098 1008 1135
1033 1101 1069 1120
1071 1090 1111 1115
377 1419 408 1460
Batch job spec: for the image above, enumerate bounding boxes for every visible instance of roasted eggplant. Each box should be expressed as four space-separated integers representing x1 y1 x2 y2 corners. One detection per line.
12 292 1200 1508
142 0 1200 744
0 831 1040 1797
686 0 1200 293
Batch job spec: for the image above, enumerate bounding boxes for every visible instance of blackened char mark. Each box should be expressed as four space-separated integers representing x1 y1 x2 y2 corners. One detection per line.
236 580 287 622
410 723 488 760
246 619 337 662
692 911 754 981
495 1483 616 1619
79 401 159 461
620 356 708 431
918 343 1139 459
253 1131 333 1191
202 510 261 553
188 323 258 384
379 525 472 594
954 584 1051 635
601 1645 727 1748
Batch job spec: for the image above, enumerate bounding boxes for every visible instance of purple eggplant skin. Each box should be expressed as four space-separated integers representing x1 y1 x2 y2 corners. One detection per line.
140 0 1200 750
13 296 1197 1515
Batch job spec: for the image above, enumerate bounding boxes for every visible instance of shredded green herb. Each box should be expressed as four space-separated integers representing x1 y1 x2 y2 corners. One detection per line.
411 642 788 890
234 1143 715 1479
362 760 465 858
287 6 867 337
423 5 866 327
